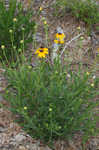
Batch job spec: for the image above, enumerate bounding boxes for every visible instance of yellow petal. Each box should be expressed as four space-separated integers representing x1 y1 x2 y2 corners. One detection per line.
97 48 99 52
38 53 45 58
86 72 90 75
35 48 41 54
44 51 48 54
54 40 59 44
55 33 65 39
60 40 64 44
40 7 43 11
43 48 48 51
35 50 39 54
77 26 81 30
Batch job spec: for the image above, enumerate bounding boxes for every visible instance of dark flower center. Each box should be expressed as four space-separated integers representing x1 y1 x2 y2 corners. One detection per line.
58 33 62 35
39 49 44 52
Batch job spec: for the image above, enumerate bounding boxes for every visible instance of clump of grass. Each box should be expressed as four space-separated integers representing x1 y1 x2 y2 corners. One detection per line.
0 0 35 62
53 0 99 26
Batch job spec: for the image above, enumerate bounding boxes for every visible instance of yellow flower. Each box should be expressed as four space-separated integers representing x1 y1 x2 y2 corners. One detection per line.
60 40 64 44
86 72 90 75
20 40 24 44
44 21 47 25
77 26 81 30
13 46 16 49
55 71 58 74
1 45 5 49
28 66 32 69
91 83 94 87
54 40 59 44
55 33 65 40
18 48 22 52
40 7 43 11
13 18 17 22
54 39 64 44
24 106 27 110
35 47 48 58
97 48 99 52
80 36 84 40
9 29 13 33
49 108 52 112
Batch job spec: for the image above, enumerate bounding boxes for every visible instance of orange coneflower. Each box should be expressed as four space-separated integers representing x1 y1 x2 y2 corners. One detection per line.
35 47 48 58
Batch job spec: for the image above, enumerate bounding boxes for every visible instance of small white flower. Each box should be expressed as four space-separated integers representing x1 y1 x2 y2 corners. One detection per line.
67 74 71 78
22 27 25 31
13 46 16 49
93 75 96 79
91 83 94 87
13 18 17 22
24 106 27 110
80 36 84 40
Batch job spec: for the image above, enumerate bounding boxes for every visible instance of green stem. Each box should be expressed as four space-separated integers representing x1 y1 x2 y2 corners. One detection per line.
10 32 14 62
33 24 38 49
3 49 9 65
0 56 5 67
44 24 48 47
22 31 25 54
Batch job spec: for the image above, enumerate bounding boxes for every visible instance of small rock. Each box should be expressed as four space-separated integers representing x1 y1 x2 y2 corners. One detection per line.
29 144 37 150
18 145 27 150
57 27 64 33
9 141 17 146
0 127 7 132
88 36 91 40
15 134 26 142
68 140 78 150
0 68 5 73
26 145 30 149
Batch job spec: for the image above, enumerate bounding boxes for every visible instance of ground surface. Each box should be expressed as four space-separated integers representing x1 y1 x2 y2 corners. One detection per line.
0 0 99 149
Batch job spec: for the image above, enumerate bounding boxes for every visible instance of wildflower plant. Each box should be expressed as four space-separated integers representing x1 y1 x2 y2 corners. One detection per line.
5 57 99 145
